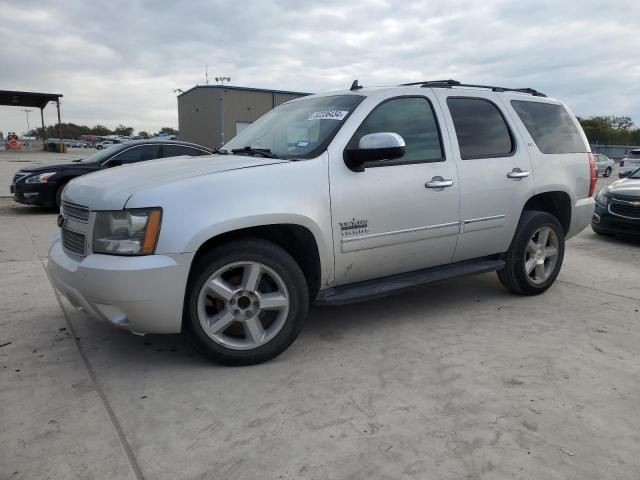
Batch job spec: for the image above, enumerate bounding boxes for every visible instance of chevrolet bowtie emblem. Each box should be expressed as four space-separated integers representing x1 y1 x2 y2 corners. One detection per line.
632 201 640 206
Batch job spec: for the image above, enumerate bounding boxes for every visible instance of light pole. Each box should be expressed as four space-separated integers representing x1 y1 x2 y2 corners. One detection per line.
214 77 231 147
21 109 32 135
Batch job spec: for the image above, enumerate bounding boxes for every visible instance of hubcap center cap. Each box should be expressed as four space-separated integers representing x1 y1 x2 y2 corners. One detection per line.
237 296 251 309
535 247 545 262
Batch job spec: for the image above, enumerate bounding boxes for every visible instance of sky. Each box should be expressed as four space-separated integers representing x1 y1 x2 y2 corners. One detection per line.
1 0 639 136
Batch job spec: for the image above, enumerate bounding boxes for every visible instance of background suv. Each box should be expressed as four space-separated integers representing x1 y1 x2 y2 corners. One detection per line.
47 80 595 365
619 149 640 178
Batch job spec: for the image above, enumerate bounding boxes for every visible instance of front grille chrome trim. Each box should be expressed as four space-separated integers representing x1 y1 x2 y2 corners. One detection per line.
62 202 90 223
62 228 87 256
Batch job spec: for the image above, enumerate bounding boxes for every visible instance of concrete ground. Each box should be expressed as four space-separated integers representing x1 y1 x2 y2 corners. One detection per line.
1 166 639 479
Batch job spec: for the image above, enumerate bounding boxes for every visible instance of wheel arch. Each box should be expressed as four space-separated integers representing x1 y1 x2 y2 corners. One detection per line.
187 221 325 303
522 190 572 235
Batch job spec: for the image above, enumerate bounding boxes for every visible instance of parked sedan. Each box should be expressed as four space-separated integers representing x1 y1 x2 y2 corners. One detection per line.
594 153 615 177
592 168 640 237
11 140 216 208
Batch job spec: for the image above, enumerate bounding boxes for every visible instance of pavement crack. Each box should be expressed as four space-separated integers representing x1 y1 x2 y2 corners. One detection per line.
37 259 146 480
558 280 640 302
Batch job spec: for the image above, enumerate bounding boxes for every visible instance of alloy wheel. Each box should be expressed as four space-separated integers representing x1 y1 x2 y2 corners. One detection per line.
524 226 560 285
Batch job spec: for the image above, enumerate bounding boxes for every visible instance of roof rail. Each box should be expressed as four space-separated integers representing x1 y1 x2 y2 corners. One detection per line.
399 79 546 97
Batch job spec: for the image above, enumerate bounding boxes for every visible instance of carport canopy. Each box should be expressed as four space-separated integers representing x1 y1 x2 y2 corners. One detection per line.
0 90 64 149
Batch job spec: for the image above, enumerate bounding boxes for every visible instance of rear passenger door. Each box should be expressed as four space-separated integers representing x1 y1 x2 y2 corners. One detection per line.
108 144 162 165
433 91 534 261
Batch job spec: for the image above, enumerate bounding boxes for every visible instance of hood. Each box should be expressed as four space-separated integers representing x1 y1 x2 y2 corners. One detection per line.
19 161 98 173
62 154 287 209
606 178 640 197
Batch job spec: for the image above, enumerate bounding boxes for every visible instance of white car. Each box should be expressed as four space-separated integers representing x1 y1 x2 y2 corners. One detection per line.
95 140 118 150
619 149 640 178
48 80 595 365
593 153 614 177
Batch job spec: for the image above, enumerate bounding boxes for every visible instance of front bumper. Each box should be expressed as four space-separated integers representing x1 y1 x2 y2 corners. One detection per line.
12 182 57 207
47 233 194 334
592 203 640 237
567 197 595 239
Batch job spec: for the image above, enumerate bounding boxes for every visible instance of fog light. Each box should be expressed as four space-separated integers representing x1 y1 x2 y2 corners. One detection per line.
592 212 600 224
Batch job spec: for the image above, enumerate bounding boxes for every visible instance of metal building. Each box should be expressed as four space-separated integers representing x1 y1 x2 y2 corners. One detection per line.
177 85 309 148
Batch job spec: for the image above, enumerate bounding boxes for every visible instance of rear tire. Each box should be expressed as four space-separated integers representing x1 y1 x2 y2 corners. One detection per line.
497 211 565 295
184 239 308 365
604 167 612 177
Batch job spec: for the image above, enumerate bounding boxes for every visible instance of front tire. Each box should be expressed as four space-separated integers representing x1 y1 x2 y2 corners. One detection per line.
184 239 308 365
497 211 565 295
604 167 612 177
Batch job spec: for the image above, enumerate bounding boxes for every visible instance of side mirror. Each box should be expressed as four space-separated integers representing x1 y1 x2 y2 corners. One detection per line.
344 132 405 172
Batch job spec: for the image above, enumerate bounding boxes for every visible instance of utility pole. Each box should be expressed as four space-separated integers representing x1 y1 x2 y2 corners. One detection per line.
21 109 32 135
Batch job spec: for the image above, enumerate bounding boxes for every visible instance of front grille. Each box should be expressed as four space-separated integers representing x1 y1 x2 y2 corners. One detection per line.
62 202 90 222
62 228 86 255
610 202 640 219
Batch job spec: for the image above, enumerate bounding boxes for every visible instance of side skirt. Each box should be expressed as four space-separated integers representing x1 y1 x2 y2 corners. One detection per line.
315 256 506 306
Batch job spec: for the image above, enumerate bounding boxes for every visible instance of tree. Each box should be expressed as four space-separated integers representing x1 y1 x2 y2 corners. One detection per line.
578 115 639 145
114 124 134 136
159 127 178 136
91 125 112 136
138 131 149 138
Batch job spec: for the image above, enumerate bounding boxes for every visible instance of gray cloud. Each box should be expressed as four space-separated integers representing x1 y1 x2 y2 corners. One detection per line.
1 0 639 136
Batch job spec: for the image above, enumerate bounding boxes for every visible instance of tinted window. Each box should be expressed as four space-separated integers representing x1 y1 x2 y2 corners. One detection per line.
447 98 514 159
111 145 161 164
348 97 444 163
162 145 208 158
511 101 587 154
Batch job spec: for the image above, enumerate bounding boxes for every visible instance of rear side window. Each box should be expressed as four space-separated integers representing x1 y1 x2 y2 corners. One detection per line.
162 145 208 158
111 145 161 164
511 101 587 154
447 98 514 160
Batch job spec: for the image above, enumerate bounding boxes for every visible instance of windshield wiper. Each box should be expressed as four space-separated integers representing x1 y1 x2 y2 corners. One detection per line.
231 146 279 159
212 148 229 155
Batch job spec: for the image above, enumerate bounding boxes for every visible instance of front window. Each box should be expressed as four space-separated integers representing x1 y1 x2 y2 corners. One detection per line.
223 95 364 159
80 147 123 164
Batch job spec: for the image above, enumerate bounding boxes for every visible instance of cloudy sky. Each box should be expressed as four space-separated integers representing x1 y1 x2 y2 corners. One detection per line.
1 0 639 136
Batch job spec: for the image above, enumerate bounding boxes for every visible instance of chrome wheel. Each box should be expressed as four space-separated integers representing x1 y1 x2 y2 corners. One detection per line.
196 261 290 350
524 226 559 285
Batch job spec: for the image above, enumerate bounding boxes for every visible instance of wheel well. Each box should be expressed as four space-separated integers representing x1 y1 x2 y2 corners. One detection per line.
523 192 571 235
190 224 322 301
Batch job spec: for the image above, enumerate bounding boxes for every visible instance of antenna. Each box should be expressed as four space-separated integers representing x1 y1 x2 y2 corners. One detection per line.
350 80 363 91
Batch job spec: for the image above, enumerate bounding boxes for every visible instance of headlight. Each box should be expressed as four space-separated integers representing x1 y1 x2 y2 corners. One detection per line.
595 188 610 206
25 172 56 183
93 208 162 255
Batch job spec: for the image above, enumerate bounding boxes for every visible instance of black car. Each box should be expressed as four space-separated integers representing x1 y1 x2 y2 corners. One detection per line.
592 168 640 237
11 140 215 208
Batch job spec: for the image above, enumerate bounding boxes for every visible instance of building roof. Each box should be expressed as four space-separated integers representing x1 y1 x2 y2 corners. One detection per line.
0 90 63 109
178 84 311 98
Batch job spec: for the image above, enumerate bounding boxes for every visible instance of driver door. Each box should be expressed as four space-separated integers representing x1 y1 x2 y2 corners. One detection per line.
328 94 460 286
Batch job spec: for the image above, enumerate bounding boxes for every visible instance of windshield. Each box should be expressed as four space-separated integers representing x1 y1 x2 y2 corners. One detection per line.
80 145 122 163
223 95 364 159
630 168 640 179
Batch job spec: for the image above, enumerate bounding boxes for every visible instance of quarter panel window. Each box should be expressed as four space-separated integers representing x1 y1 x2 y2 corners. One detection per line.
511 100 587 154
348 97 444 163
447 97 514 160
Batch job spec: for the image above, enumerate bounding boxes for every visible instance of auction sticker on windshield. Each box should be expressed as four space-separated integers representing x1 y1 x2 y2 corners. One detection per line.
308 110 349 121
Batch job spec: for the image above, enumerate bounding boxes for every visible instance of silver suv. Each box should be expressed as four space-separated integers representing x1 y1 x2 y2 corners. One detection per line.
48 80 596 365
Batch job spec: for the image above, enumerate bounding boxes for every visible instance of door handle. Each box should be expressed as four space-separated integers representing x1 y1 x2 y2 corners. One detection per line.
507 168 530 179
425 176 454 189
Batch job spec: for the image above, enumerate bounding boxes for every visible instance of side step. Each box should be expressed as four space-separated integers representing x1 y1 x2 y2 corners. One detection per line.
315 257 505 306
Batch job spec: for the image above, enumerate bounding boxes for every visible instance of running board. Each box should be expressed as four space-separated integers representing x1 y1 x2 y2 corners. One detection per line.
315 257 505 306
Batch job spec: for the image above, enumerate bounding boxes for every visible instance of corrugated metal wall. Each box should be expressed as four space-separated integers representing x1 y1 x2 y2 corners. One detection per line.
178 87 307 148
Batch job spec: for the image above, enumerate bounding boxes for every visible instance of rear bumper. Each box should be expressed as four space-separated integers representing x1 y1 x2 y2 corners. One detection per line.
47 233 193 334
567 197 595 239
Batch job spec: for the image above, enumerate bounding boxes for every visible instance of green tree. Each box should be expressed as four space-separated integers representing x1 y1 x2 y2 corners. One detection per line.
138 131 149 138
90 125 112 136
113 124 134 136
159 127 178 136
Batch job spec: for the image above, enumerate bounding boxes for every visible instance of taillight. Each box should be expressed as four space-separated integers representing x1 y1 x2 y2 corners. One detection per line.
588 153 597 197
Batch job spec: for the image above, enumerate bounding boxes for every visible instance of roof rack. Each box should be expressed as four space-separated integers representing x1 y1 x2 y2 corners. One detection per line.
399 79 546 97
